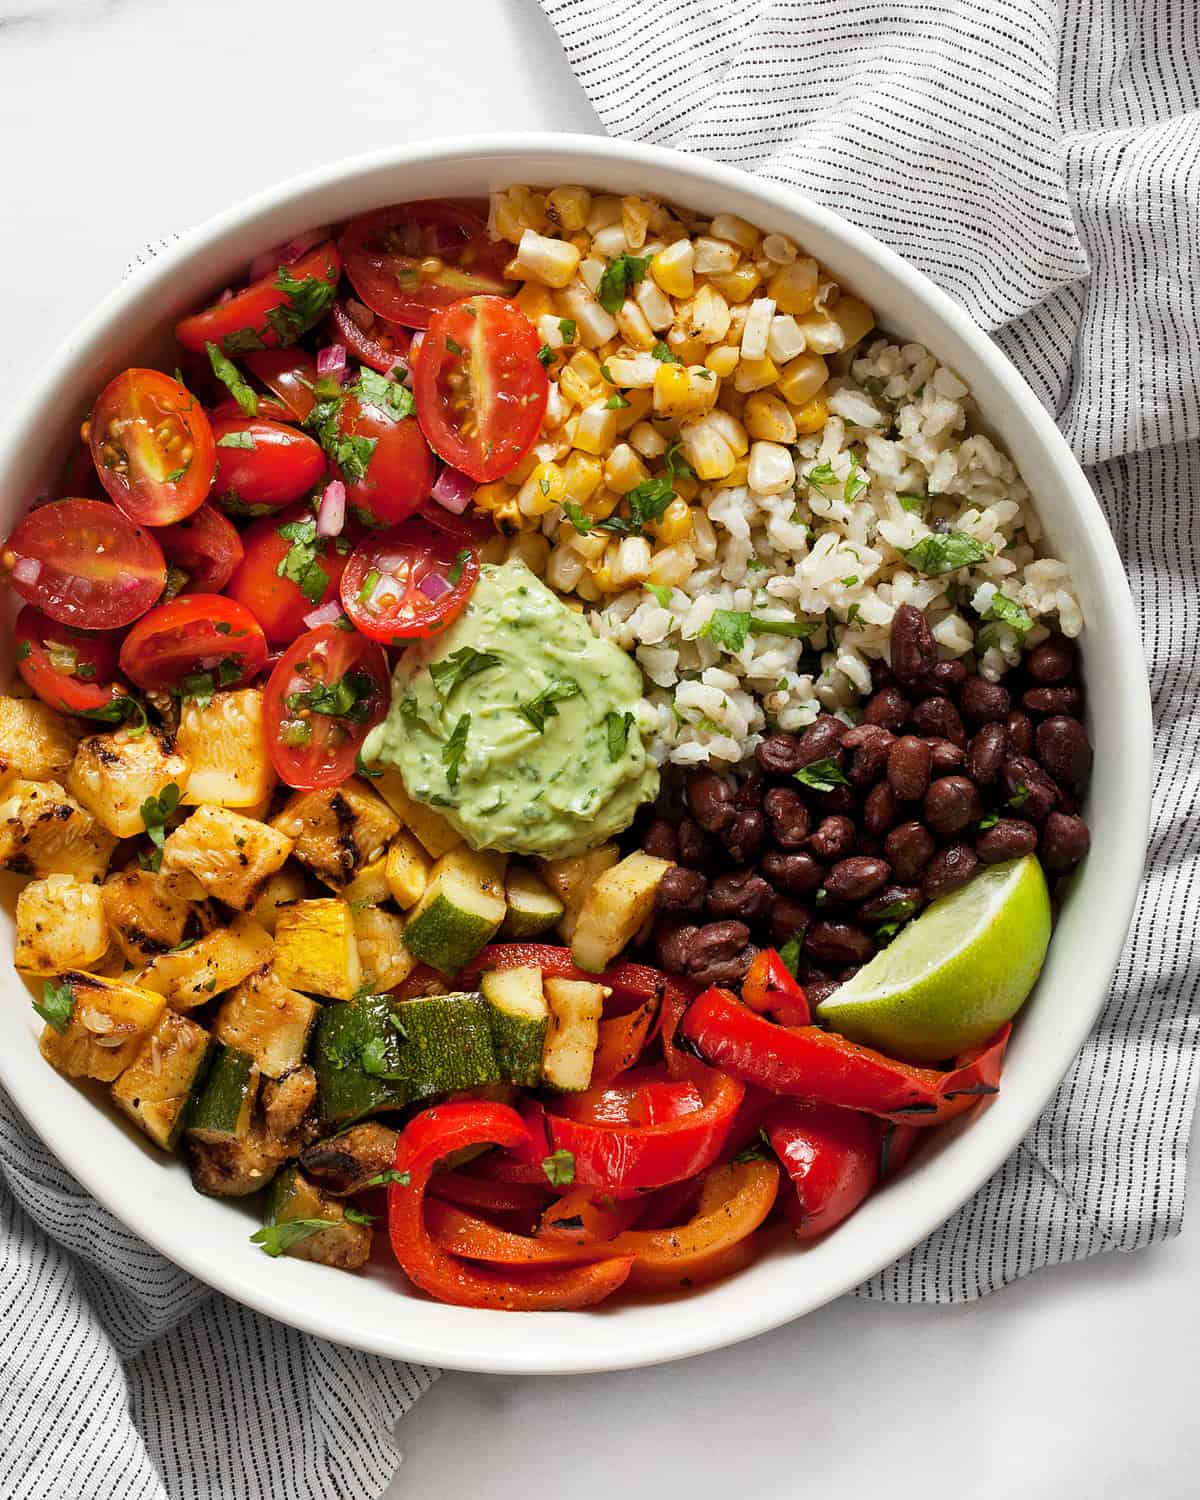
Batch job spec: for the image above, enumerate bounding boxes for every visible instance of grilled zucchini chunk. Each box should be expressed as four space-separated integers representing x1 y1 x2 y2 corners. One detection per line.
538 843 620 941
501 865 565 939
249 863 307 934
134 914 275 1010
373 769 463 858
271 779 401 890
176 688 275 808
38 971 166 1083
261 1066 319 1155
213 964 319 1078
160 805 294 910
110 1010 215 1150
273 898 361 999
101 867 218 965
300 1122 399 1195
481 966 549 1086
0 696 81 789
187 1044 259 1143
0 779 116 881
261 1164 373 1269
570 851 673 973
15 874 109 974
403 848 507 974
351 905 417 993
343 854 390 906
384 831 431 910
67 727 190 838
541 977 608 1092
314 993 408 1126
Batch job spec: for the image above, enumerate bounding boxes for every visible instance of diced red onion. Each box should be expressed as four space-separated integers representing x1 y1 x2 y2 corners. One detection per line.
431 465 476 514
315 479 346 538
303 599 345 629
12 557 41 585
419 572 452 601
317 344 347 383
403 331 424 388
247 228 326 283
218 288 234 304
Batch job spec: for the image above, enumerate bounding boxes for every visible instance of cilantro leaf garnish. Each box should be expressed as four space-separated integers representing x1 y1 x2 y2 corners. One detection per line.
353 367 415 420
647 583 673 607
443 713 471 786
597 253 652 314
79 695 148 736
275 516 331 606
517 678 580 734
605 392 630 409
537 343 556 368
982 591 1033 636
777 931 804 977
605 710 634 763
904 532 989 576
429 646 502 700
844 454 869 501
250 1219 341 1257
542 1149 576 1187
897 493 926 514
205 341 258 418
625 476 675 529
264 263 337 346
139 782 181 872
34 977 74 1035
558 318 577 344
803 461 838 493
560 502 593 535
651 340 680 363
446 549 470 587
215 430 257 451
362 1169 411 1189
794 757 850 792
702 609 752 653
663 439 692 479
285 668 376 723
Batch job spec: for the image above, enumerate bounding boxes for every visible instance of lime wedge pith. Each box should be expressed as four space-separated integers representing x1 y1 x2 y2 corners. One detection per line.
815 855 1052 1063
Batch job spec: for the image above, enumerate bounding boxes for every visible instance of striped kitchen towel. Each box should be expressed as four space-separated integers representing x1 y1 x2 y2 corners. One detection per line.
539 0 1200 1296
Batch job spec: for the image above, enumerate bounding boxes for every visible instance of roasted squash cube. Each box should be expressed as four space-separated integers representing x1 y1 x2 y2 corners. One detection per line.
0 778 116 881
176 689 275 808
213 964 320 1078
0 696 80 789
134 914 275 1010
373 769 463 858
352 905 417 992
102 867 218 965
160 805 293 910
15 873 109 974
68 727 190 838
110 1010 215 1150
38 971 166 1083
271 778 400 890
249 863 307 934
273 898 361 999
384 831 431 909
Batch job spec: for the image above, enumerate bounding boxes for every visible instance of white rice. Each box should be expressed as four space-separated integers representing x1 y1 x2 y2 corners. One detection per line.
588 338 1083 768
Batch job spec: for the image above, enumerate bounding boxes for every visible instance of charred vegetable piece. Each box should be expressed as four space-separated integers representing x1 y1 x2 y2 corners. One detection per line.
38 971 166 1083
300 1121 400 1195
481 967 549 1086
110 1010 215 1150
186 1044 259 1143
259 1163 373 1269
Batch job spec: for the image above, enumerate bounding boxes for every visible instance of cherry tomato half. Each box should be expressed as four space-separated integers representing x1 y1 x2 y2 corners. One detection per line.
328 299 413 375
89 368 216 526
152 504 244 593
340 520 479 642
14 605 124 715
243 347 318 421
339 202 514 329
263 624 389 790
175 242 342 355
118 594 267 694
226 502 353 646
210 413 326 513
414 296 548 483
334 393 435 527
3 498 166 629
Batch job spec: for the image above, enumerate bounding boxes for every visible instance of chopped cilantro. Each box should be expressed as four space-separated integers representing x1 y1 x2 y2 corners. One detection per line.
517 678 580 733
1008 782 1030 810
218 491 276 519
558 318 577 344
285 668 376 724
34 977 74 1035
623 476 675 531
777 931 804 977
794 757 850 792
897 492 926 514
537 343 556 368
205 341 258 417
978 810 1000 831
647 583 673 607
354 367 414 419
605 710 634 762
982 591 1034 636
560 502 593 535
264 262 337 345
663 439 692 479
15 640 31 662
605 392 630 409
542 1149 576 1187
446 549 471 587
904 532 989 576
443 713 471 786
733 1128 774 1164
275 516 331 606
803 461 838 493
429 646 501 699
597 253 652 314
139 782 181 872
216 430 257 450
651 340 679 363
250 1219 340 1257
703 611 818 652
363 1169 411 1189
844 454 869 501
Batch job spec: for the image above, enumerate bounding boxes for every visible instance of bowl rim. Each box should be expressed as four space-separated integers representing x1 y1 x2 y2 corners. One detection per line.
0 132 1152 1374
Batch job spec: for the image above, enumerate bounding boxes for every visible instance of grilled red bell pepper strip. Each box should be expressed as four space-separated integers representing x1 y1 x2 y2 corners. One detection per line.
742 949 811 1027
538 1186 644 1244
426 1172 550 1217
879 1122 922 1180
591 996 660 1086
552 1069 704 1128
387 1100 634 1309
766 1102 881 1241
546 1068 744 1191
679 988 1010 1126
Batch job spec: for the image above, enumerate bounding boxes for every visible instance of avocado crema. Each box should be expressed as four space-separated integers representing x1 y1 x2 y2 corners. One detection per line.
363 560 659 858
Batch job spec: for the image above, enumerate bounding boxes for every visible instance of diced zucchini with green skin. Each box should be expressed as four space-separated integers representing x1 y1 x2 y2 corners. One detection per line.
395 992 500 1104
187 1045 259 1143
300 1121 399 1196
273 898 361 1000
314 993 410 1126
213 966 319 1080
542 977 607 1092
111 1011 215 1150
481 967 549 1085
262 1163 372 1269
373 770 463 858
538 844 619 941
501 866 565 939
38 971 167 1083
385 831 432 909
352 905 418 992
403 848 507 975
570 851 673 973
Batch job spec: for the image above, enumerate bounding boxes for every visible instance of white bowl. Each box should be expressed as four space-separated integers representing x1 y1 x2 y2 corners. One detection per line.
0 134 1151 1374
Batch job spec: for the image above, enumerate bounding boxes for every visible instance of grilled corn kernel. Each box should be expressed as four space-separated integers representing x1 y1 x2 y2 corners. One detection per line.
767 257 819 314
578 256 606 295
647 542 696 588
651 496 693 543
762 232 798 263
491 186 547 244
793 310 845 355
592 224 628 259
692 236 739 275
621 196 653 251
546 543 586 592
739 297 777 361
704 345 740 378
628 420 668 459
766 314 807 364
714 458 751 489
707 263 762 303
653 364 719 419
573 401 620 455
474 480 517 515
515 282 557 321
747 441 796 493
650 240 695 299
665 329 707 366
562 451 604 504
606 353 659 389
609 535 653 588
745 390 797 444
718 384 748 420
603 444 650 494
678 419 736 481
705 407 749 456
505 532 551 575
559 364 597 409
515 229 582 289
691 509 718 561
585 194 623 235
776 351 829 406
685 285 732 344
547 185 592 234
614 388 653 432
616 299 657 351
567 526 609 560
709 213 761 254
517 461 567 517
827 295 875 350
733 354 780 393
635 278 675 330
672 475 700 502
480 532 508 564
557 284 618 347
791 392 830 434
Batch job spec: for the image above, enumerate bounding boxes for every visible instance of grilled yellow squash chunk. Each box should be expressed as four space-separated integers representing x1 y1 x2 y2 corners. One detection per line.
541 977 607 1092
0 779 116 881
134 913 275 1010
373 769 463 859
271 779 400 890
101 867 218 965
384 831 431 909
343 854 391 906
67 727 190 838
15 874 109 974
38 971 166 1083
570 852 673 973
176 689 275 808
160 805 294 910
249 864 307 934
110 1010 215 1150
538 843 620 941
351 904 417 992
273 898 361 999
213 964 320 1078
0 696 81 790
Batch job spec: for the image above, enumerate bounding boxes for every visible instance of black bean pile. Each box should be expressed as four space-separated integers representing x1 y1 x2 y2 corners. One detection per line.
643 604 1092 999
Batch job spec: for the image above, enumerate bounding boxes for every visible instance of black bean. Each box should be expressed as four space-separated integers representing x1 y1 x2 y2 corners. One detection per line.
887 735 932 801
686 772 737 833
863 781 899 837
922 842 980 900
794 714 847 768
676 818 710 868
924 775 983 835
1040 812 1090 873
923 659 968 696
1027 635 1076 684
764 786 811 849
891 604 938 684
1035 716 1093 794
864 685 911 730
813 785 858 817
841 722 884 751
755 732 805 776
687 923 758 986
656 867 708 915
966 723 1009 785
804 921 875 967
736 774 765 810
912 696 966 747
859 884 922 924
884 821 937 882
823 856 891 903
1005 710 1035 756
642 817 679 863
1000 755 1060 821
927 737 966 774
761 849 824 895
960 676 1011 724
723 808 767 865
708 870 775 920
654 919 701 972
847 727 895 788
809 815 857 861
1023 685 1083 716
804 979 841 1008
975 818 1038 863
769 896 811 946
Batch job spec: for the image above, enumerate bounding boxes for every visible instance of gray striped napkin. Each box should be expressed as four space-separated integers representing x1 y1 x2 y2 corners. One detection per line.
3 2 1198 1495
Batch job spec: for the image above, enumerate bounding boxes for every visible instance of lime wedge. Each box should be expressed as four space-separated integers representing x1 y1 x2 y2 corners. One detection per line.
815 855 1051 1063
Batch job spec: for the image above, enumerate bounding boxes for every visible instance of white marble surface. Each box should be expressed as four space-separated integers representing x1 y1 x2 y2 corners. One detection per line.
2 2 1197 1495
